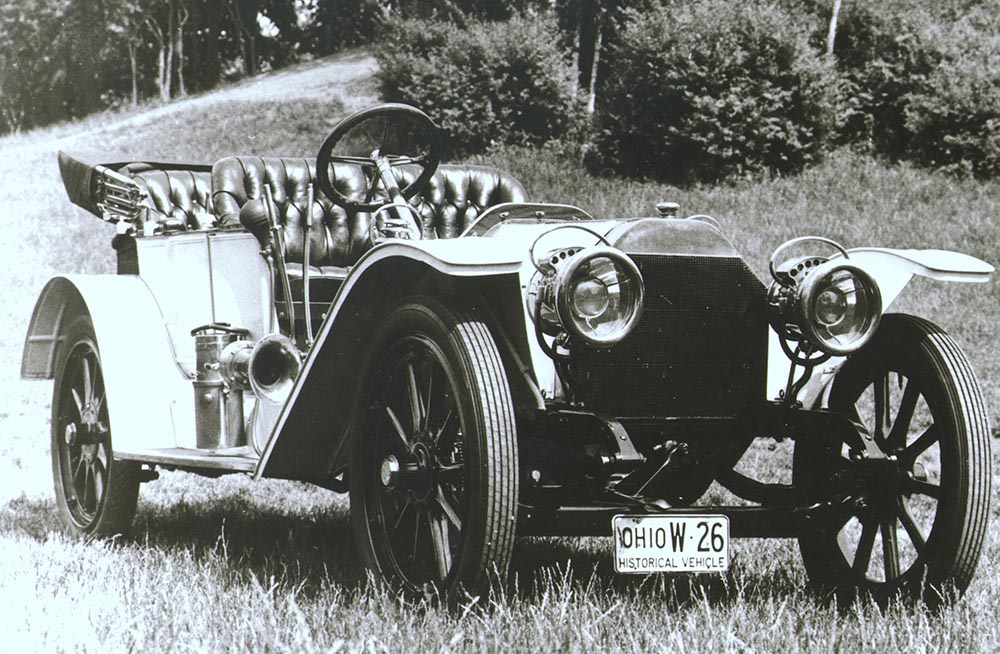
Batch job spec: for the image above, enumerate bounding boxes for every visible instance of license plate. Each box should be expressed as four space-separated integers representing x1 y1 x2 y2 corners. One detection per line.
613 514 730 574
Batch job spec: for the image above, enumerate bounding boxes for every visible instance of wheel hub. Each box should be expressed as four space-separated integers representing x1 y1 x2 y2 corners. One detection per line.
380 442 437 502
844 455 916 517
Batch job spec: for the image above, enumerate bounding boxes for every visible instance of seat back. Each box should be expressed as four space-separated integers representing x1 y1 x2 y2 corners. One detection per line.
211 156 527 267
401 165 529 239
121 163 215 232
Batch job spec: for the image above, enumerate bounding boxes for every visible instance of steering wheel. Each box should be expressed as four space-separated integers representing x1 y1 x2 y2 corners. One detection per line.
316 103 441 241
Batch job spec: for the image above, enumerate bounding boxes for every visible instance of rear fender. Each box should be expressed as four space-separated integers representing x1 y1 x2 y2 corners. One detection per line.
22 275 193 453
767 247 994 407
255 241 529 484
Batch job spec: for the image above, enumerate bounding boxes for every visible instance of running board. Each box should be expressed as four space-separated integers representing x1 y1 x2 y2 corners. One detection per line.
117 447 259 473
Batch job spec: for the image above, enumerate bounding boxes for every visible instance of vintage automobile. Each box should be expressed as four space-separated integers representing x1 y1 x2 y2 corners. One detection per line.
24 103 993 604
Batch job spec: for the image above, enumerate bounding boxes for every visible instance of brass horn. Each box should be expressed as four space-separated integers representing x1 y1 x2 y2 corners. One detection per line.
220 333 301 404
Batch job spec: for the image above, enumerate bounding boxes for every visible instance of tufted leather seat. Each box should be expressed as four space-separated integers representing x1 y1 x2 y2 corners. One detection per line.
120 163 216 232
210 156 528 272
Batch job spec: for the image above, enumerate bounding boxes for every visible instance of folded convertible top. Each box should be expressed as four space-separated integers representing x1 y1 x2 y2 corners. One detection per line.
58 151 211 220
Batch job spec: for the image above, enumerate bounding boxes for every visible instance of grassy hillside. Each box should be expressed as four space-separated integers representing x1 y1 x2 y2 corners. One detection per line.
2 50 1000 652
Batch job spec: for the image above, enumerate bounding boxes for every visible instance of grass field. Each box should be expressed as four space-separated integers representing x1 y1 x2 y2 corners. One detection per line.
2 51 1000 652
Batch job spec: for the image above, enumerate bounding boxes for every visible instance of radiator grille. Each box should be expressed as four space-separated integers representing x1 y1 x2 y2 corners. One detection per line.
572 254 768 418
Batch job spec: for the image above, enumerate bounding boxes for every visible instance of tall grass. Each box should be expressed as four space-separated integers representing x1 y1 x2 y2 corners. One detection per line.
2 51 1000 652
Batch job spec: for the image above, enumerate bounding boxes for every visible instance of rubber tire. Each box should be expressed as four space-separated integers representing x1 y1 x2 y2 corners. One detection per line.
51 317 140 539
349 296 518 598
795 314 990 606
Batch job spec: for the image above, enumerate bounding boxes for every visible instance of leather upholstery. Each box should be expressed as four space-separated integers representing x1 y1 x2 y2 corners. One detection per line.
120 164 215 232
210 156 527 268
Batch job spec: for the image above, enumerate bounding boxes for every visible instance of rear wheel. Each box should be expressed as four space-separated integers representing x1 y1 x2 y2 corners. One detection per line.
350 297 518 598
795 314 990 605
51 318 140 539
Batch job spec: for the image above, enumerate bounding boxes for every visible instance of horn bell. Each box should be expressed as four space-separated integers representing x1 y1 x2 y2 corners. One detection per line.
220 333 301 404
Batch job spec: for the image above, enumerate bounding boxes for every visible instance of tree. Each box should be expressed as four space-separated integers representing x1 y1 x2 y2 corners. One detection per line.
827 0 843 56
226 0 263 76
57 0 122 116
174 0 190 96
107 0 145 106
144 0 176 100
0 0 72 132
556 0 626 113
577 0 601 112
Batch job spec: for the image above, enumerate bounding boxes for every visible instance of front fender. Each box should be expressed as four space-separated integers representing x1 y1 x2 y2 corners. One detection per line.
22 275 193 453
254 240 526 483
766 247 994 406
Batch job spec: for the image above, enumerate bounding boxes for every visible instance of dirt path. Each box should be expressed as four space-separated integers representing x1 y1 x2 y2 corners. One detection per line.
3 51 379 157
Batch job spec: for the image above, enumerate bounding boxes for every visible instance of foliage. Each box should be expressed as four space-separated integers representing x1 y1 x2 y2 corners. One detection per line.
821 2 1000 178
0 0 306 134
381 0 546 22
588 1 837 184
824 3 937 155
304 0 389 54
4 55 1000 649
902 7 1000 178
0 0 79 131
376 14 587 156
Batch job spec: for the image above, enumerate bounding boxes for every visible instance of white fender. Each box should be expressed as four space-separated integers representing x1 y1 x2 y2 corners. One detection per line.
766 247 994 406
22 275 193 454
253 238 526 480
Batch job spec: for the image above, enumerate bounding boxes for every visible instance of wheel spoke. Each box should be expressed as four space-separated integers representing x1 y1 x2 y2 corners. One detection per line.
385 154 424 167
406 361 424 433
379 117 392 155
896 498 927 553
73 453 86 481
421 359 434 433
70 388 84 419
906 478 941 499
881 519 901 580
390 498 415 536
83 463 94 511
887 379 920 450
384 406 410 450
849 518 878 577
899 426 939 465
93 459 106 508
873 374 890 443
437 461 463 485
82 356 94 405
411 506 424 564
328 155 377 166
428 511 452 580
432 409 455 447
93 383 106 417
436 486 463 531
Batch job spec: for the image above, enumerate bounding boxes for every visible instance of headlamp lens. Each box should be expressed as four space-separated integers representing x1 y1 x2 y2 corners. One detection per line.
547 248 644 347
803 265 881 354
815 286 848 327
571 276 611 319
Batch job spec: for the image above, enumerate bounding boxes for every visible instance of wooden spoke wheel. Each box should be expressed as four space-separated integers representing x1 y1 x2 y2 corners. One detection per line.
795 314 990 606
51 318 140 538
350 297 517 597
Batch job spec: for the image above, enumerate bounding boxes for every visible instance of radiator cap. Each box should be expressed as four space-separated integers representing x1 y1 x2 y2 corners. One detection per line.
655 201 680 218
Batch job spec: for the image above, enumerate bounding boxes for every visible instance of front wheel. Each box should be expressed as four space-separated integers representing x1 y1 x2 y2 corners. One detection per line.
51 318 140 539
795 314 990 605
349 297 518 598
